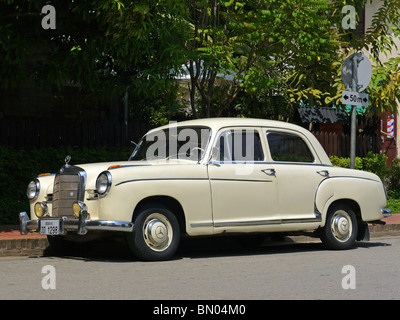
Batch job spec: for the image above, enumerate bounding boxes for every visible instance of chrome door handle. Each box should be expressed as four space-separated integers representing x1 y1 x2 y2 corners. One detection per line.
317 170 329 177
262 168 276 176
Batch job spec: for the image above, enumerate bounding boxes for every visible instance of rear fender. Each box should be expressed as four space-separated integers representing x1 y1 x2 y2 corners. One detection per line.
315 177 386 225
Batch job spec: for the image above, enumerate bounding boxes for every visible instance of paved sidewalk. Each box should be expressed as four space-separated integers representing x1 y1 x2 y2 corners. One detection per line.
1 214 399 257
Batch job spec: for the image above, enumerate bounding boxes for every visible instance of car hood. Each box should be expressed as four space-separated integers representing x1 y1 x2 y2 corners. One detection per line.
73 159 199 189
73 161 145 188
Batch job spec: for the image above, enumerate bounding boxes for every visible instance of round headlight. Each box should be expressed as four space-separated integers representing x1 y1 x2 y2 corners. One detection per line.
96 171 112 196
27 179 40 201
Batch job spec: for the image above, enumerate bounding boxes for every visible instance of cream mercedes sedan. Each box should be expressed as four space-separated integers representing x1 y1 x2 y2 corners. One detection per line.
20 118 391 260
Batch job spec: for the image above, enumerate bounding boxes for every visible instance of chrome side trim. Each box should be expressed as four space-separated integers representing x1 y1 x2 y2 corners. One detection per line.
196 213 322 228
208 161 333 167
117 176 273 188
190 222 214 228
281 212 322 224
214 219 281 228
210 178 272 183
116 177 208 187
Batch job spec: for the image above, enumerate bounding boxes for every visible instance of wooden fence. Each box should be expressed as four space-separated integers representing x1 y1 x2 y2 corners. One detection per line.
0 118 150 149
312 131 379 158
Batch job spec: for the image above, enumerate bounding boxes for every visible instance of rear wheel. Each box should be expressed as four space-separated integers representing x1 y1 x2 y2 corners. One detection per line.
126 206 180 261
319 203 358 250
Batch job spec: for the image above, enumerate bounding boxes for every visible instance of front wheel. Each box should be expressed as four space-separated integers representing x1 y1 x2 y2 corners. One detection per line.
126 206 180 261
319 203 358 250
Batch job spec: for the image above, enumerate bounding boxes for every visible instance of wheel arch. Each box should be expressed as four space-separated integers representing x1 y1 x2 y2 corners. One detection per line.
133 196 187 235
325 199 362 223
321 198 372 243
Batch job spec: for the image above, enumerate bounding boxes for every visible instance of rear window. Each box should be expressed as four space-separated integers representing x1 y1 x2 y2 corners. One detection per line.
267 132 314 163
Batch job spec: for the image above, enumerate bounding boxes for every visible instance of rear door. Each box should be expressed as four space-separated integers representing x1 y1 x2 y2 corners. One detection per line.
264 129 328 224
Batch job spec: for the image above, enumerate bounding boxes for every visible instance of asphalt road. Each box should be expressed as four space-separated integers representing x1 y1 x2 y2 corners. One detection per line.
1 235 399 300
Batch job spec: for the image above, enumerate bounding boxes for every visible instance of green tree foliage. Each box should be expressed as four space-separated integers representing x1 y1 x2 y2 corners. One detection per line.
0 0 185 120
177 0 400 118
182 0 343 117
317 0 400 114
1 0 399 119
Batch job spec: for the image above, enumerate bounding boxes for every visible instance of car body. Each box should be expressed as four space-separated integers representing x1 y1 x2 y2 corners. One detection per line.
20 118 391 260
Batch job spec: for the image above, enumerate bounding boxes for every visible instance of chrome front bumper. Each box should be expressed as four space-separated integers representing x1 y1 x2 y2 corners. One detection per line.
19 212 133 236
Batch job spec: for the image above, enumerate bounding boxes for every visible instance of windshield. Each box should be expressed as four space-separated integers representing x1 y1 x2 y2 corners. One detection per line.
129 126 211 162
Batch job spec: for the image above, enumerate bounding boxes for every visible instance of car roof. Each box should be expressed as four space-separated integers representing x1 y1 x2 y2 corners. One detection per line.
153 117 305 132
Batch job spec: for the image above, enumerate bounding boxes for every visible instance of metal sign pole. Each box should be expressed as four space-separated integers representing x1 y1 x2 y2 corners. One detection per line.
342 53 371 169
350 106 357 168
350 54 360 169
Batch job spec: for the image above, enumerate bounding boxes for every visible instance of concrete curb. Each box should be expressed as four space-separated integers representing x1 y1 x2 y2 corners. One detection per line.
0 238 49 257
369 223 400 237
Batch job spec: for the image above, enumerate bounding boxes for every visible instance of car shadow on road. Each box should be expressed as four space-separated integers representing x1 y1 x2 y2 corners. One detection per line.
42 236 136 262
177 235 325 259
176 236 393 261
40 234 392 262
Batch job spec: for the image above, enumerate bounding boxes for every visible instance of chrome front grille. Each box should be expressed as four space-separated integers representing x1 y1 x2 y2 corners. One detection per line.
52 166 86 217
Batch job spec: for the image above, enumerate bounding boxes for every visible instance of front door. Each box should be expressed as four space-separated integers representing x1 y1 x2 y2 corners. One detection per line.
208 127 279 232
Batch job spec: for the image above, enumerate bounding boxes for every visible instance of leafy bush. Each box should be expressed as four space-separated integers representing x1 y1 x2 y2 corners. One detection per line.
388 158 400 199
330 152 390 181
361 152 391 182
387 196 400 213
0 145 132 225
330 155 363 170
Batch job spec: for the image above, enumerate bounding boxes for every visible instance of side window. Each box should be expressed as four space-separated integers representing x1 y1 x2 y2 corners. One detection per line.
266 132 314 163
218 129 264 162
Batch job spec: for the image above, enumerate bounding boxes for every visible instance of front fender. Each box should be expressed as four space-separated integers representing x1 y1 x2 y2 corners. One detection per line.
315 177 387 224
96 164 213 236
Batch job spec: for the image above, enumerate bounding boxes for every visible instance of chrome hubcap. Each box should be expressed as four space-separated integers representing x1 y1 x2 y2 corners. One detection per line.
143 213 173 252
331 210 352 242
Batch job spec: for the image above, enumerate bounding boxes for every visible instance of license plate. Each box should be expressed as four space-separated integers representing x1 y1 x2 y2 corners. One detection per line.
39 219 63 235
